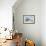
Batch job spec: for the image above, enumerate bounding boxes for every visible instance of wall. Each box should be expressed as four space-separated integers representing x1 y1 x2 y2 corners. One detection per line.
13 0 41 46
41 0 46 46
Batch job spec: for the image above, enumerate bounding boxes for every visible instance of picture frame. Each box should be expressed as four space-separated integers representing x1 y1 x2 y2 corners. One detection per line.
23 15 35 24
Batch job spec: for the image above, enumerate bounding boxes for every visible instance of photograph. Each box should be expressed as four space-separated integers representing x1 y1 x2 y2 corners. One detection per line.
23 15 35 24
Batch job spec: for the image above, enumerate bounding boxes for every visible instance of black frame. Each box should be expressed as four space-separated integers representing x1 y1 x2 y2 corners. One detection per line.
23 15 35 24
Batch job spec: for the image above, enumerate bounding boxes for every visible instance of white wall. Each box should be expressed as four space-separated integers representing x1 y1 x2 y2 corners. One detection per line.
13 0 46 46
41 0 46 46
0 0 16 29
13 0 41 46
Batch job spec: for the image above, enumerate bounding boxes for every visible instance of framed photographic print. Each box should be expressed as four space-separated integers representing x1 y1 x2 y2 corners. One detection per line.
23 15 35 24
